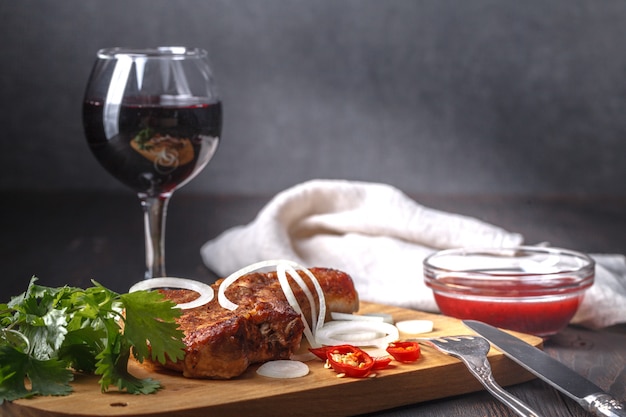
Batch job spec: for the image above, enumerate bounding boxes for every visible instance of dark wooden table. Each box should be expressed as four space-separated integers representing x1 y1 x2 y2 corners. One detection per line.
2 190 625 417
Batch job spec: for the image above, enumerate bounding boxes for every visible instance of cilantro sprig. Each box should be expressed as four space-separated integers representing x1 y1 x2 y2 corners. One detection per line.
0 277 185 403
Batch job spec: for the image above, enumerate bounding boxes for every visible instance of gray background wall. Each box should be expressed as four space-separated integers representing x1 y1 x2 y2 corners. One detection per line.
2 0 626 197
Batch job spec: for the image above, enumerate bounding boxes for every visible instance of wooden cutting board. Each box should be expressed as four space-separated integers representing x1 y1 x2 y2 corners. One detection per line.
3 302 542 417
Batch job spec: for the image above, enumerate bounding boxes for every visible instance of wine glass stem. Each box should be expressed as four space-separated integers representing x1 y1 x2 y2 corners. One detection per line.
140 195 171 280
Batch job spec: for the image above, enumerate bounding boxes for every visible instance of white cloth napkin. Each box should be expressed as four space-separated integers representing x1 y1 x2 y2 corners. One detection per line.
201 179 626 329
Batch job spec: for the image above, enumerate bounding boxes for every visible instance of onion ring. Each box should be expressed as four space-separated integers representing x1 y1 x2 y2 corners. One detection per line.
217 260 326 348
128 277 214 310
330 312 384 322
395 320 434 335
256 360 309 378
1 329 30 353
315 321 399 348
216 260 299 310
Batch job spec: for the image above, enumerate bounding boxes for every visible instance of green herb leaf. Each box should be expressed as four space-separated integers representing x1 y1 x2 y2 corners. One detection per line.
0 345 73 403
95 336 161 395
1 278 185 402
25 354 74 397
120 290 185 365
0 349 30 403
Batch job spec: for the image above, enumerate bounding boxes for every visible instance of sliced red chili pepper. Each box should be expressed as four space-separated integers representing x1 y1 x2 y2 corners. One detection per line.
325 345 374 378
372 356 392 370
386 341 421 363
309 346 334 361
310 345 391 375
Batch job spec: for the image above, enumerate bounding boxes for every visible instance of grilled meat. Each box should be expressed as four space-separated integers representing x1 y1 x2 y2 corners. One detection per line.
156 267 359 379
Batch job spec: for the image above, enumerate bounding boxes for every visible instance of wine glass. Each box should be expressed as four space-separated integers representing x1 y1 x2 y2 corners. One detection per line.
82 47 222 280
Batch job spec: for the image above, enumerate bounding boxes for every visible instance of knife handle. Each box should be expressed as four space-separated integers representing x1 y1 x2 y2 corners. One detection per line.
585 393 626 417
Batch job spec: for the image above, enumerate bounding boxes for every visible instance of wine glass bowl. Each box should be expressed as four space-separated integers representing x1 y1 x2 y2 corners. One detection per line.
83 47 222 280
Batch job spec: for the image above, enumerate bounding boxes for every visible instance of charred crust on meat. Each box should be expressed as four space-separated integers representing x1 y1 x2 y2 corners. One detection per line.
150 267 359 379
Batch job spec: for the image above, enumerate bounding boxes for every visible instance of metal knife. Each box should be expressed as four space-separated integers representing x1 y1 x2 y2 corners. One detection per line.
463 320 626 417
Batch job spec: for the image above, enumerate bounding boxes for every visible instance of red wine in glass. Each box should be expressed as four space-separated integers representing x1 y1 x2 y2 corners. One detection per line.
83 100 221 196
82 47 222 281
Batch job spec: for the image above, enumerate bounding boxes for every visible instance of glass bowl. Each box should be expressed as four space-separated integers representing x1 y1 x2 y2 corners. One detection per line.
423 246 595 337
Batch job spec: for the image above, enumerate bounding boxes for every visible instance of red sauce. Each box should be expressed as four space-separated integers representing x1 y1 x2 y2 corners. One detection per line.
434 291 583 337
424 248 594 338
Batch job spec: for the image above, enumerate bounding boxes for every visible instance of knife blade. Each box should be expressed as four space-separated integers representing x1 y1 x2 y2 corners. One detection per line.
463 320 626 417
